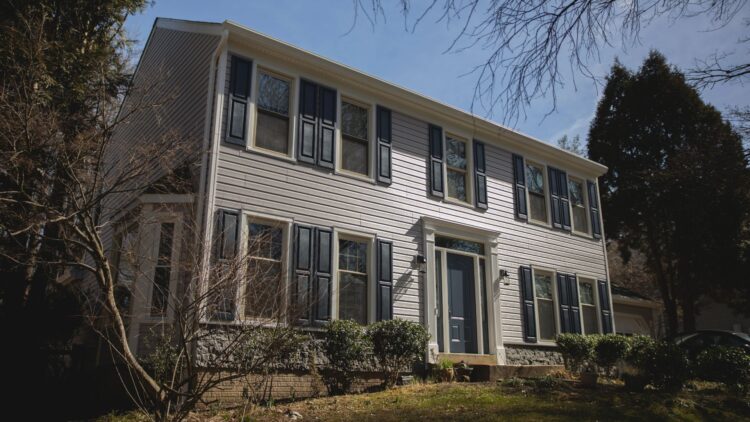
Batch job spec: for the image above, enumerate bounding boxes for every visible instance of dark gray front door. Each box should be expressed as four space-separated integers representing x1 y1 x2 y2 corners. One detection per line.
447 253 477 353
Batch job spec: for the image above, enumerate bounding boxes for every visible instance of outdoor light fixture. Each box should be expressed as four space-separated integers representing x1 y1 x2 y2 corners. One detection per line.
499 269 510 285
416 254 427 274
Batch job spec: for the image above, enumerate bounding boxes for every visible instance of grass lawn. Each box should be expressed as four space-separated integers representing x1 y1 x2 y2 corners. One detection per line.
238 381 749 422
101 380 750 422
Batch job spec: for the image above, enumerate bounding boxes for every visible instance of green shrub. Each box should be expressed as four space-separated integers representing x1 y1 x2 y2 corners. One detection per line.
322 319 370 394
593 334 630 376
625 335 656 368
696 346 750 395
630 340 690 392
555 333 594 374
367 319 430 388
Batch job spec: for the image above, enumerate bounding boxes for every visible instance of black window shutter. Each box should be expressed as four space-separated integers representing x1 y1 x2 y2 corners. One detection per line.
597 279 614 334
226 56 251 145
473 139 488 209
313 227 333 324
376 106 393 185
588 181 602 239
512 154 528 220
428 124 444 197
216 210 239 260
376 239 393 321
293 224 314 324
568 275 581 334
548 168 561 228
317 86 337 169
556 273 572 333
548 167 571 230
297 80 318 164
557 170 571 231
519 266 537 343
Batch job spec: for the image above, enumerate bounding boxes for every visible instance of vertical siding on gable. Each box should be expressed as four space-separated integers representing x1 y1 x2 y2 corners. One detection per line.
101 27 220 249
213 99 607 342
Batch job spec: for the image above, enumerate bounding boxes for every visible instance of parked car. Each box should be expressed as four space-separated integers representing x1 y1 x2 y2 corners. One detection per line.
672 330 750 358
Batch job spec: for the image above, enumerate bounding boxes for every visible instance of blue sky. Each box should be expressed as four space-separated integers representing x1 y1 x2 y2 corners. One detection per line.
125 1 749 147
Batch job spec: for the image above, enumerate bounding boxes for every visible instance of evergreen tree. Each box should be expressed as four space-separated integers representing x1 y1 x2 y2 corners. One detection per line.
588 52 750 336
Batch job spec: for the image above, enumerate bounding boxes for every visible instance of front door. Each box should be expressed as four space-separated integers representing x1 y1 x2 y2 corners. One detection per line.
447 253 477 353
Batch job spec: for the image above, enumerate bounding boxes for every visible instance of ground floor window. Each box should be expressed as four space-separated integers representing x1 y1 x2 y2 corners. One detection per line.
578 278 599 334
150 222 175 316
337 236 369 324
534 270 557 341
245 221 285 319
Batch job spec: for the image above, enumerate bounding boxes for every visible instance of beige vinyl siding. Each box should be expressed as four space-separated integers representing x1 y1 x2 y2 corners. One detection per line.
214 103 607 342
100 26 221 250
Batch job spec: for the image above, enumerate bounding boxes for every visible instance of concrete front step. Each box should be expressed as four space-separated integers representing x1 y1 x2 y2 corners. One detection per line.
470 365 565 382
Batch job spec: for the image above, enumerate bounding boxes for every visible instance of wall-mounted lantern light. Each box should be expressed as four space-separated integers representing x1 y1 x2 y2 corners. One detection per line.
499 269 510 285
416 254 427 274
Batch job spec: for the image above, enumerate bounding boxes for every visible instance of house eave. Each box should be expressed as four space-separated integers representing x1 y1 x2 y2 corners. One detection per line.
220 19 608 178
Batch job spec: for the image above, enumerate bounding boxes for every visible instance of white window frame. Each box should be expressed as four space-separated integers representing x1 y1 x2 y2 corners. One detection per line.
567 174 591 236
576 276 601 335
249 65 296 160
524 159 552 227
142 213 183 323
333 228 376 324
336 95 376 182
531 267 559 344
237 211 293 324
443 133 473 205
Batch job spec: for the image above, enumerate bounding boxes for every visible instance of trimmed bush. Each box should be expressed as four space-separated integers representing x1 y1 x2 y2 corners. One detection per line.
629 340 690 392
322 319 369 395
625 335 656 368
555 334 594 374
696 346 750 395
368 319 430 388
593 334 630 376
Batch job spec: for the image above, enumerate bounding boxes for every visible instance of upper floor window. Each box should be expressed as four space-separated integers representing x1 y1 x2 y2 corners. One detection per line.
578 278 599 334
446 136 468 202
340 100 370 176
526 162 548 223
338 236 369 324
255 70 292 155
245 221 285 319
534 270 556 341
568 177 589 234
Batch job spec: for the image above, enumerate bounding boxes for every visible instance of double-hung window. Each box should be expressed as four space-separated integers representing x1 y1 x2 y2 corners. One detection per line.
245 221 285 319
255 69 292 155
578 278 599 334
568 177 589 234
340 100 370 176
534 270 557 341
526 162 548 223
337 237 369 324
446 136 469 202
150 222 175 317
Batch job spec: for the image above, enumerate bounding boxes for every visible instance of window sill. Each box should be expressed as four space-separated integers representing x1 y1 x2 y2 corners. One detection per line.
571 230 593 239
335 169 376 184
527 218 552 229
246 145 296 163
442 197 475 210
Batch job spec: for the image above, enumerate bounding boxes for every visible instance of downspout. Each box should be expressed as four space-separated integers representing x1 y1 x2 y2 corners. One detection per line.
596 177 616 334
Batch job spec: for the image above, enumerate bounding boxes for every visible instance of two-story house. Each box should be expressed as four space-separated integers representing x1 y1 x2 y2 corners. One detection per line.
103 17 615 377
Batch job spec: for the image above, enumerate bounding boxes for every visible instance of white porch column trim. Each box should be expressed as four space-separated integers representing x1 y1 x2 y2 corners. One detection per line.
489 237 506 365
423 224 439 363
